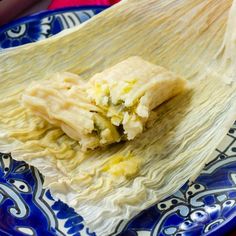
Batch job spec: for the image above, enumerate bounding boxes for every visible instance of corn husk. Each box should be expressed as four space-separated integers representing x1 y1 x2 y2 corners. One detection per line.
0 0 236 235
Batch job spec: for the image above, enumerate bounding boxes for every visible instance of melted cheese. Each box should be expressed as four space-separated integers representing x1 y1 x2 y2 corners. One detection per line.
102 154 142 178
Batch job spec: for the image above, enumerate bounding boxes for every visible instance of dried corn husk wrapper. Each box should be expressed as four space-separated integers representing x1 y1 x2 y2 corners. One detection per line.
0 0 236 235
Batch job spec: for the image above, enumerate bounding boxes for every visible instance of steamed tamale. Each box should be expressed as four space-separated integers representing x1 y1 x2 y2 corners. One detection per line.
22 57 186 150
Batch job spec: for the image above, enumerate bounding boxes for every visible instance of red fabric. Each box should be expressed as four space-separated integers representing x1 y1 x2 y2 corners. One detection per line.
48 0 120 10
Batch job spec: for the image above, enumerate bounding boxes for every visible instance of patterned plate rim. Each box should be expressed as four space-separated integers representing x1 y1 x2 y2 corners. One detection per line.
206 210 236 236
0 5 109 33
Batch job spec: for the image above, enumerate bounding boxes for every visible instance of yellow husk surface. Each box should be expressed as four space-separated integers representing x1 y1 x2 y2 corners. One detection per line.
0 0 236 235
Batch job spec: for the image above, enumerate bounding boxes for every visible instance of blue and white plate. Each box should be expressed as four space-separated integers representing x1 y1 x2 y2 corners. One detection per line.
0 6 107 49
0 6 236 236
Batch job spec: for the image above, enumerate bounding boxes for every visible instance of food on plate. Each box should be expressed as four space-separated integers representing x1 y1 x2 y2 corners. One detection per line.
22 56 186 150
0 0 236 235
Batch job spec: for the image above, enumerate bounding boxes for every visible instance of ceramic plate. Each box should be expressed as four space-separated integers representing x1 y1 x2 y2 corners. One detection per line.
0 6 107 49
0 6 236 236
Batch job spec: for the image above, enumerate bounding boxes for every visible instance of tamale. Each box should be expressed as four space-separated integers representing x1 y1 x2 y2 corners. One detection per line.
22 57 186 149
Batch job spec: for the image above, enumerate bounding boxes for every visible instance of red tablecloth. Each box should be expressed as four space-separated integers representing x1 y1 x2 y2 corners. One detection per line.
0 0 119 26
48 0 119 9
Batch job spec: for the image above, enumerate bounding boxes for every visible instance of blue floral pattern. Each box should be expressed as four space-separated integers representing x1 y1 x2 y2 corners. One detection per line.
0 6 107 49
0 153 93 236
0 7 236 236
0 23 40 48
